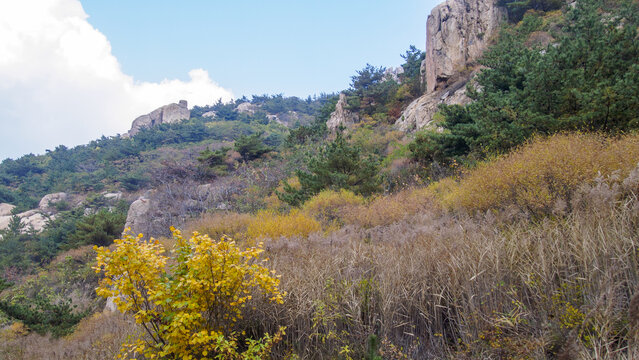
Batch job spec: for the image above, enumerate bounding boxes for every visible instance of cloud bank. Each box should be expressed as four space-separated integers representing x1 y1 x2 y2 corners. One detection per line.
0 0 234 160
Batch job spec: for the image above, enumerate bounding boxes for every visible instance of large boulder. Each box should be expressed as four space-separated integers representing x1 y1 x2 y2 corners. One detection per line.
123 196 153 236
327 93 359 131
0 203 15 217
236 102 259 115
39 192 69 214
127 100 190 137
19 210 50 232
0 210 51 233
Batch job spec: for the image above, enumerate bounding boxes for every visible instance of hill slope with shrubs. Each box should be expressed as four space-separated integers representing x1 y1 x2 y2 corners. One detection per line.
1 0 639 358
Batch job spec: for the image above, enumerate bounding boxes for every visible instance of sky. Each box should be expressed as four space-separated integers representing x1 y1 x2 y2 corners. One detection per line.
0 0 440 160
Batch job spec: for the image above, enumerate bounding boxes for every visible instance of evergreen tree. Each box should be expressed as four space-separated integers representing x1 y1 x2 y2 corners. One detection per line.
234 133 273 161
278 131 380 206
410 0 639 163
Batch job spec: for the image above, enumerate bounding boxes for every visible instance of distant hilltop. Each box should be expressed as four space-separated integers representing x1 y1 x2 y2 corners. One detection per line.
125 100 190 137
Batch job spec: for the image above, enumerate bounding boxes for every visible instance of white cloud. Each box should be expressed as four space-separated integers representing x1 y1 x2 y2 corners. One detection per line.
0 0 234 160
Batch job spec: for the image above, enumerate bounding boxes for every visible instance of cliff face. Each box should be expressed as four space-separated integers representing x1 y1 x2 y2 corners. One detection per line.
426 0 506 93
396 0 506 131
126 100 190 137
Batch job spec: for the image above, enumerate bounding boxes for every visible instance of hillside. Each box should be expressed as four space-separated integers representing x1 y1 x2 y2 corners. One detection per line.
1 0 639 358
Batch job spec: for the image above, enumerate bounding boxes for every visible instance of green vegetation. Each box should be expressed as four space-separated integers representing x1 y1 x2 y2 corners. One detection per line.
498 0 563 22
411 0 639 166
0 296 87 337
233 133 273 161
2 1 639 358
278 131 381 206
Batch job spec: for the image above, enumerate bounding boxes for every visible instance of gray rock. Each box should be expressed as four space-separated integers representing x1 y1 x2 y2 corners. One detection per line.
0 210 52 233
0 216 11 230
327 93 359 131
103 192 123 202
0 203 15 217
39 192 69 214
384 66 405 83
123 196 153 236
104 297 119 313
236 102 259 115
127 100 190 136
395 79 473 131
202 111 217 118
425 0 506 93
396 0 506 131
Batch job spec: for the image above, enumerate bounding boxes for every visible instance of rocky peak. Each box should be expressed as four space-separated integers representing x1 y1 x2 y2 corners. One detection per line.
396 0 506 131
126 100 190 137
425 0 506 93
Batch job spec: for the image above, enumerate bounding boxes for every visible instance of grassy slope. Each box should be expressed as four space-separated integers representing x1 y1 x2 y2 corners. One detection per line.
3 133 637 359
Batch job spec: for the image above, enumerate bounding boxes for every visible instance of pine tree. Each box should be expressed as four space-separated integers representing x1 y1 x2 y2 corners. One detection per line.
278 131 380 206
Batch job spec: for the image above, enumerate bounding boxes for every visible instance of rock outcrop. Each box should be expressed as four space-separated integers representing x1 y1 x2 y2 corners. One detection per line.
236 102 259 115
123 194 154 236
396 76 475 131
396 0 506 131
0 192 85 234
384 66 405 83
0 203 15 217
0 209 50 233
425 0 506 93
126 100 190 137
327 93 359 131
39 192 69 214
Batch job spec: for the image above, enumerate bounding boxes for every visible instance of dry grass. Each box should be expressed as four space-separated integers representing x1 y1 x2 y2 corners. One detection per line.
185 211 254 241
301 189 365 226
20 134 639 359
245 209 322 243
248 171 639 358
0 312 138 360
341 187 434 228
435 133 639 214
185 209 322 245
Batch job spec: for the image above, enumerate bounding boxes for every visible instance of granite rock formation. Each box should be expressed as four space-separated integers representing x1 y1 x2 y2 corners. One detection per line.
327 93 359 131
396 0 507 131
126 100 190 137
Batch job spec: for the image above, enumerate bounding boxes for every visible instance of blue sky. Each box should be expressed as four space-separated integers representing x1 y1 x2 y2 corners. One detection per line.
81 0 439 97
0 0 440 160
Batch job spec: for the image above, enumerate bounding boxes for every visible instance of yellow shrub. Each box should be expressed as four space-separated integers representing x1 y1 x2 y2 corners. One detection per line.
245 209 322 241
301 189 364 225
93 228 285 359
439 133 639 214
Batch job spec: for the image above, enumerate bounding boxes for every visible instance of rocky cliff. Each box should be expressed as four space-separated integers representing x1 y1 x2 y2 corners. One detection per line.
126 100 190 137
396 0 507 131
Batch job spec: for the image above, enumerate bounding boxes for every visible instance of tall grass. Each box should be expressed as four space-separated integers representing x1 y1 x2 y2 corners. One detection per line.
9 133 638 359
252 173 639 358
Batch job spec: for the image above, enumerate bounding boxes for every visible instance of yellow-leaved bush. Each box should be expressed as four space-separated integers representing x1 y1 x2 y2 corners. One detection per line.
93 228 286 359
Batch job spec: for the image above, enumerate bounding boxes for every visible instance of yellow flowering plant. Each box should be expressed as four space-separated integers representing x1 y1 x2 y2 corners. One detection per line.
93 228 285 359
